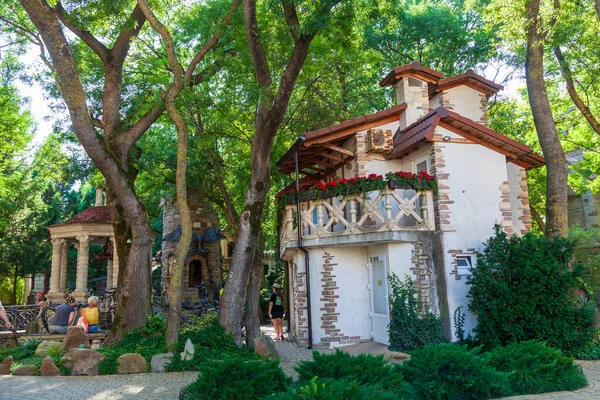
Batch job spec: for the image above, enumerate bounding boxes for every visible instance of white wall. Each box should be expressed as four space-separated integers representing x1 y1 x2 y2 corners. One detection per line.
444 86 484 122
437 132 509 339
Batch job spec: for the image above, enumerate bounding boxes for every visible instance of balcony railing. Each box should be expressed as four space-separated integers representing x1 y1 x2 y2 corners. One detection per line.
279 185 435 253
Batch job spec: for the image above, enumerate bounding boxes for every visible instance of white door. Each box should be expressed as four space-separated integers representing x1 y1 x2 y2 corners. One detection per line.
369 255 390 344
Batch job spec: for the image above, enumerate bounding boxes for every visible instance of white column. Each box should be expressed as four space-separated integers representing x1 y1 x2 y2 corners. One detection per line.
112 238 119 288
48 238 64 300
23 274 32 305
74 235 89 301
60 241 68 292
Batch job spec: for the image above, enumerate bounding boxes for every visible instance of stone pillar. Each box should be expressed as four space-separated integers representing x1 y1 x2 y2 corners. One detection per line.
47 238 64 301
23 274 32 305
59 241 68 292
112 238 119 288
73 235 89 301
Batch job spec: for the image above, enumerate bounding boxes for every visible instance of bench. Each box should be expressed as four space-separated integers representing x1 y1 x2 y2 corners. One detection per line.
17 332 108 343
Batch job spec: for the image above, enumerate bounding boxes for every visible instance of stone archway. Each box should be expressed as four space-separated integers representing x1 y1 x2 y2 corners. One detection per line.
183 254 210 301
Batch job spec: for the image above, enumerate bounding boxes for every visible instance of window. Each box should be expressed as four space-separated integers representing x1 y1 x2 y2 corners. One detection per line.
33 274 44 292
456 256 474 275
414 157 429 174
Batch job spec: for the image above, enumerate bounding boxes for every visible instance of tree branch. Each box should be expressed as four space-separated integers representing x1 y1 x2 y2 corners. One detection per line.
209 152 240 237
111 5 146 66
281 1 301 42
554 46 600 136
53 1 109 63
243 0 272 89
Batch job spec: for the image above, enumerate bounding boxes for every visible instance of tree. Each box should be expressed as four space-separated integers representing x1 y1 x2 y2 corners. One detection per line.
220 0 349 344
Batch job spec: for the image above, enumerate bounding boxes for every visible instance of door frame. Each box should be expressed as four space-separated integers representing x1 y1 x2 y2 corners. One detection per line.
368 254 390 344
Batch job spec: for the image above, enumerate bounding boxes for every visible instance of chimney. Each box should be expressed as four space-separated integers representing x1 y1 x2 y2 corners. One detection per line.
380 61 443 130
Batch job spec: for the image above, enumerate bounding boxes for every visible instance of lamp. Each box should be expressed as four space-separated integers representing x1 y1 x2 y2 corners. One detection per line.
442 136 452 142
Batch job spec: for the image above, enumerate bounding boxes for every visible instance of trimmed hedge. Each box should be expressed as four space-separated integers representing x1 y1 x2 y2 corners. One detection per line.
265 378 398 400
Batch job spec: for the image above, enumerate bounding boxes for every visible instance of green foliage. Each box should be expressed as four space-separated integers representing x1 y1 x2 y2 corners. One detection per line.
569 227 600 294
577 341 600 360
486 341 587 395
167 312 260 372
46 343 64 358
402 343 513 400
468 226 595 355
141 313 167 337
295 349 414 398
183 359 291 400
0 339 39 362
388 274 446 352
98 331 165 375
266 377 399 400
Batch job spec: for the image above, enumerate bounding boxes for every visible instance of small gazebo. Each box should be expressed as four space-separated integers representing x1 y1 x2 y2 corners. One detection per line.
46 206 118 301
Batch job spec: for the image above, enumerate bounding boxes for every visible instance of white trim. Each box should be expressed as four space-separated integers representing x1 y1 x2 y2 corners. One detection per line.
413 156 430 173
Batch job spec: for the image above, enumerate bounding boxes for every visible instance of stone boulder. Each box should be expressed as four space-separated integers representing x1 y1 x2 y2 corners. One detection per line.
385 350 411 361
0 357 12 375
63 326 90 350
151 352 174 373
35 340 62 357
180 339 194 361
117 353 147 374
61 348 105 376
13 365 35 375
40 356 61 376
254 335 279 360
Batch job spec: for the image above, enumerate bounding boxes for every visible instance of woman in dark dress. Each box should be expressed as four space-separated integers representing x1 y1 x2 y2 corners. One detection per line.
269 283 285 341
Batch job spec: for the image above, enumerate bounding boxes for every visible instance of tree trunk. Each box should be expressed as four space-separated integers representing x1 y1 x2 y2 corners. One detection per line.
220 0 316 344
530 204 546 234
595 0 600 21
245 232 265 349
525 0 569 238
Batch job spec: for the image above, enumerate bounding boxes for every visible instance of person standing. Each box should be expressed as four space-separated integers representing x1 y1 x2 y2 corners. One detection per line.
269 283 285 341
49 295 76 334
0 300 12 330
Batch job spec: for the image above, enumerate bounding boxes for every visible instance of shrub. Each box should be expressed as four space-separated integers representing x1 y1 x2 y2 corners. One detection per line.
402 343 512 400
468 226 595 355
388 274 446 351
485 341 587 394
183 359 290 400
0 339 40 361
99 330 167 374
295 349 414 398
578 342 600 360
265 378 399 400
141 313 166 336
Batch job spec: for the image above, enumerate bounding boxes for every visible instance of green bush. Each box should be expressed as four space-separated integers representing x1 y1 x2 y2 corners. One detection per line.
388 274 446 351
167 312 259 372
0 339 40 361
578 341 600 360
183 359 290 400
99 330 167 374
486 341 587 394
295 349 414 398
402 343 512 400
468 226 595 355
266 378 399 400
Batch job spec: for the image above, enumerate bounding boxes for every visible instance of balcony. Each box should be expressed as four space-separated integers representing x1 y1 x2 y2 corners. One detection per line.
279 182 436 255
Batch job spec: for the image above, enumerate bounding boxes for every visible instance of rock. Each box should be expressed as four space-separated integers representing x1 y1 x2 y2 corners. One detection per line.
0 357 12 375
61 348 105 376
26 321 38 334
180 339 194 361
35 340 62 357
90 340 102 350
151 352 174 373
254 335 279 360
385 350 411 361
117 353 147 374
63 326 90 350
40 356 61 376
13 365 35 375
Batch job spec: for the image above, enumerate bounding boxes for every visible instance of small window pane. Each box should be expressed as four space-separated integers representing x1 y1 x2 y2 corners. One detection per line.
456 258 470 268
416 160 428 173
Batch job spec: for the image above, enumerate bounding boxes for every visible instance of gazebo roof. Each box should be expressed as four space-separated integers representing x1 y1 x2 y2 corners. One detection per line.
50 206 112 227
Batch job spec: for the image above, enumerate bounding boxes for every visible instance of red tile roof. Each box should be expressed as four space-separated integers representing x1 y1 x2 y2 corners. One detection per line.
429 69 504 96
51 206 112 227
386 107 545 170
380 61 444 86
303 104 407 143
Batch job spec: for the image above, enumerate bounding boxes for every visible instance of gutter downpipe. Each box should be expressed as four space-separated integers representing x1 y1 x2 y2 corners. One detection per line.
295 146 313 349
275 209 290 333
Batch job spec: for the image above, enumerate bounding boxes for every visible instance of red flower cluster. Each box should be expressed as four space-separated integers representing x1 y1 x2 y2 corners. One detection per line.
390 170 436 181
275 188 296 200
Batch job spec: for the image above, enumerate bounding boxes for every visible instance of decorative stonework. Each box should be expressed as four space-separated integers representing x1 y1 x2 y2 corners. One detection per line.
517 168 532 235
430 139 454 231
478 93 489 127
316 252 361 348
499 181 513 234
410 242 433 311
355 132 367 177
366 129 393 154
295 262 309 346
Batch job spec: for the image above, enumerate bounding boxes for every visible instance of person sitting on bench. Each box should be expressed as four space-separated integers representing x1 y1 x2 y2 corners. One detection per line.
49 295 76 334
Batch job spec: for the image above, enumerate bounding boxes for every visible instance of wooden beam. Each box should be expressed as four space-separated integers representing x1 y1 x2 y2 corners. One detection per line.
321 143 355 156
315 151 345 163
430 137 475 144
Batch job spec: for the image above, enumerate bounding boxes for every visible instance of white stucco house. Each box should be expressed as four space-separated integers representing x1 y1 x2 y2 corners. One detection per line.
276 61 545 348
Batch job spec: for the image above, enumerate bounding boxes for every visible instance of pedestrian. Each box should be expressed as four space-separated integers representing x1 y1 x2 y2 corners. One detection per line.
49 295 76 334
80 296 101 333
269 283 285 341
0 300 12 330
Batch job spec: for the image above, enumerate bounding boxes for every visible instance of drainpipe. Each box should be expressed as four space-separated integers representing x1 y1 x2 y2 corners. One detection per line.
295 147 313 349
275 216 291 333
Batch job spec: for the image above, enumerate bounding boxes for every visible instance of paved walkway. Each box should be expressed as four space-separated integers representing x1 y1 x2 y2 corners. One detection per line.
0 326 599 399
